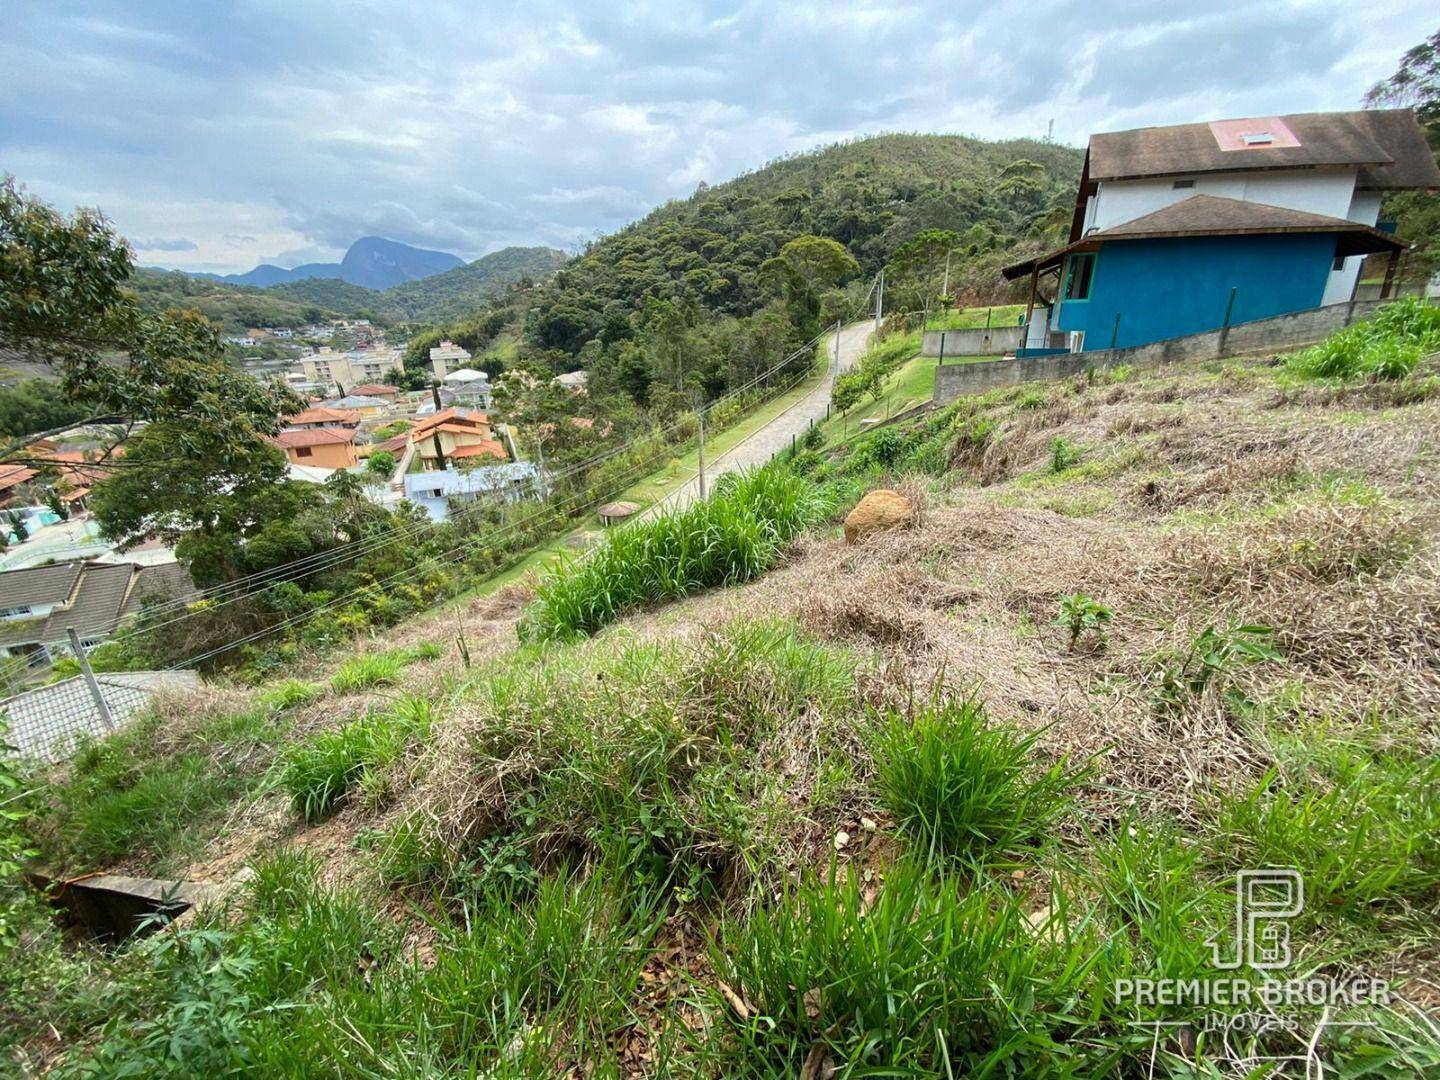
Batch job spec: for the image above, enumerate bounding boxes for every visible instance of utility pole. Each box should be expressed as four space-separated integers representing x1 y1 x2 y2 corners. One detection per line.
874 269 885 335
832 319 842 376
429 382 447 469
696 406 707 501
941 250 951 299
67 627 115 732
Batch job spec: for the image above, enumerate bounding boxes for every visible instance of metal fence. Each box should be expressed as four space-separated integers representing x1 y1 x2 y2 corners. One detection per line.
1 671 203 762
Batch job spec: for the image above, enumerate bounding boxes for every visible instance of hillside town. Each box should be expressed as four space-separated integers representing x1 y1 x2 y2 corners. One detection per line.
2 6 1440 1077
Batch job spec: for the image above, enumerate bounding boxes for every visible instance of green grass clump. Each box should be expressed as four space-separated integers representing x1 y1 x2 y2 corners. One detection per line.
258 678 323 712
329 652 406 693
280 695 436 820
712 859 1111 1074
869 698 1082 863
1287 296 1440 381
28 711 257 869
520 465 826 642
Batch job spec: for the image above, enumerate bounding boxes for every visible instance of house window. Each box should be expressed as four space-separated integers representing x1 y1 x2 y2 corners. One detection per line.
296 446 313 458
0 605 30 620
1242 132 1274 146
1064 254 1096 301
1172 179 1195 189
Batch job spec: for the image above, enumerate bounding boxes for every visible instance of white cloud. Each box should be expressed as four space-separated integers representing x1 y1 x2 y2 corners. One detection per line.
1 0 1433 272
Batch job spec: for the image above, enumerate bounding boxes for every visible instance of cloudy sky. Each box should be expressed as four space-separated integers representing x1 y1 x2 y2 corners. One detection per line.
2 1 1433 274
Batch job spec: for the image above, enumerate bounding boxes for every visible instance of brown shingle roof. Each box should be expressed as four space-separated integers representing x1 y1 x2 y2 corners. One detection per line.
1088 109 1437 188
1003 195 1402 280
0 562 143 647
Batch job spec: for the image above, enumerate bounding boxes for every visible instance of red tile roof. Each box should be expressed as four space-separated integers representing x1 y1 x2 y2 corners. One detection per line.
271 426 357 448
289 406 361 427
351 383 401 396
0 463 37 492
445 440 507 461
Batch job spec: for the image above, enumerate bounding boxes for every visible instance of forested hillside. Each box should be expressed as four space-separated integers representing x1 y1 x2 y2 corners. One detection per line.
448 134 1084 413
137 245 569 331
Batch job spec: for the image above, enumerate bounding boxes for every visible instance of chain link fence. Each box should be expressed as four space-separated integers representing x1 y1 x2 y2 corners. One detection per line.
1 671 203 762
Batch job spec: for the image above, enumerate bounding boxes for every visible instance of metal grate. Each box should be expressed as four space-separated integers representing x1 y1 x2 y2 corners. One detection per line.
0 671 202 762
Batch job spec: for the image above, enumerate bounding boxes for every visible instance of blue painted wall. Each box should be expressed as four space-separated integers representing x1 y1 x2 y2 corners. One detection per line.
1055 233 1337 351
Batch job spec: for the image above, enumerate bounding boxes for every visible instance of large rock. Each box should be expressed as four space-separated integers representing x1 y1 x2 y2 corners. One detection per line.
843 489 914 545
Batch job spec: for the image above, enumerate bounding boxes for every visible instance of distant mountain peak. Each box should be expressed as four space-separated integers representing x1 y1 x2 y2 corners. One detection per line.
210 236 465 290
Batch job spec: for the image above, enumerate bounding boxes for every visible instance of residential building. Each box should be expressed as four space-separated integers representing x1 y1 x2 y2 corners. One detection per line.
322 394 389 419
299 347 402 394
0 560 193 666
1003 109 1439 354
441 367 492 408
403 462 543 521
429 340 471 380
270 426 359 469
350 383 403 402
408 407 505 469
286 405 362 430
0 463 37 508
553 370 588 391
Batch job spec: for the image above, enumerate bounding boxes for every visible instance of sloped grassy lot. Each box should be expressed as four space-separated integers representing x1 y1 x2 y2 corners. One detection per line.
10 315 1440 1075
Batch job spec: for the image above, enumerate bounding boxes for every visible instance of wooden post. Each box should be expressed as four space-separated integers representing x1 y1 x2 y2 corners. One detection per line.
938 332 946 368
1110 313 1121 351
67 627 115 732
1380 250 1400 300
1217 287 1237 357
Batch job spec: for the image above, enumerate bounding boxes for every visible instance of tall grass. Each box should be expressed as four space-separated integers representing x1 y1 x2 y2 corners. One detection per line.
1287 296 1440 381
520 465 827 642
869 697 1084 863
280 694 437 820
712 859 1114 1074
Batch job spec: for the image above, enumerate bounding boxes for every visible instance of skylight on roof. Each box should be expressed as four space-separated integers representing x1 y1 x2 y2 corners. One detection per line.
1210 117 1300 152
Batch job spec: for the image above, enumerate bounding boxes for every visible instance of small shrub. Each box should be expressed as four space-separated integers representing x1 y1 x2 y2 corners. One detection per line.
869 698 1082 862
1049 436 1083 473
1158 623 1281 710
1053 592 1114 648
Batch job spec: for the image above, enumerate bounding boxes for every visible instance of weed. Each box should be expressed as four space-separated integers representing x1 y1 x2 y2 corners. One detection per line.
330 652 405 693
712 859 1113 1074
1049 436 1083 473
868 697 1083 863
1287 296 1440 381
1053 592 1114 649
1209 749 1440 912
1157 623 1281 710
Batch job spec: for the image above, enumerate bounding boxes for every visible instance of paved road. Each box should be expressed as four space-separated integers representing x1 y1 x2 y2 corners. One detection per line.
641 320 872 518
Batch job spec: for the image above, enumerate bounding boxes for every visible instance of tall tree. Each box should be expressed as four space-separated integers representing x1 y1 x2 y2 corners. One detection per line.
1364 30 1440 275
0 177 300 468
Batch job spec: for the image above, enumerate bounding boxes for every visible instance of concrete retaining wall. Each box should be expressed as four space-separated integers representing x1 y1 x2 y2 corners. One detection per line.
921 325 1025 357
933 297 1429 405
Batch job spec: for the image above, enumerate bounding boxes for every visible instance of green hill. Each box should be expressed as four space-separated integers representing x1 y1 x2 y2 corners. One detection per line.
128 268 343 333
506 132 1083 405
139 245 569 331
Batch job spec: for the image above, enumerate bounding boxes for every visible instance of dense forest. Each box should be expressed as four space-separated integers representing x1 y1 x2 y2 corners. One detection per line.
420 133 1084 415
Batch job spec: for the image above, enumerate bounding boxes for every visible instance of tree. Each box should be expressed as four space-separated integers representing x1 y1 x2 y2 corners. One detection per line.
759 235 860 337
0 177 300 468
1364 30 1440 275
